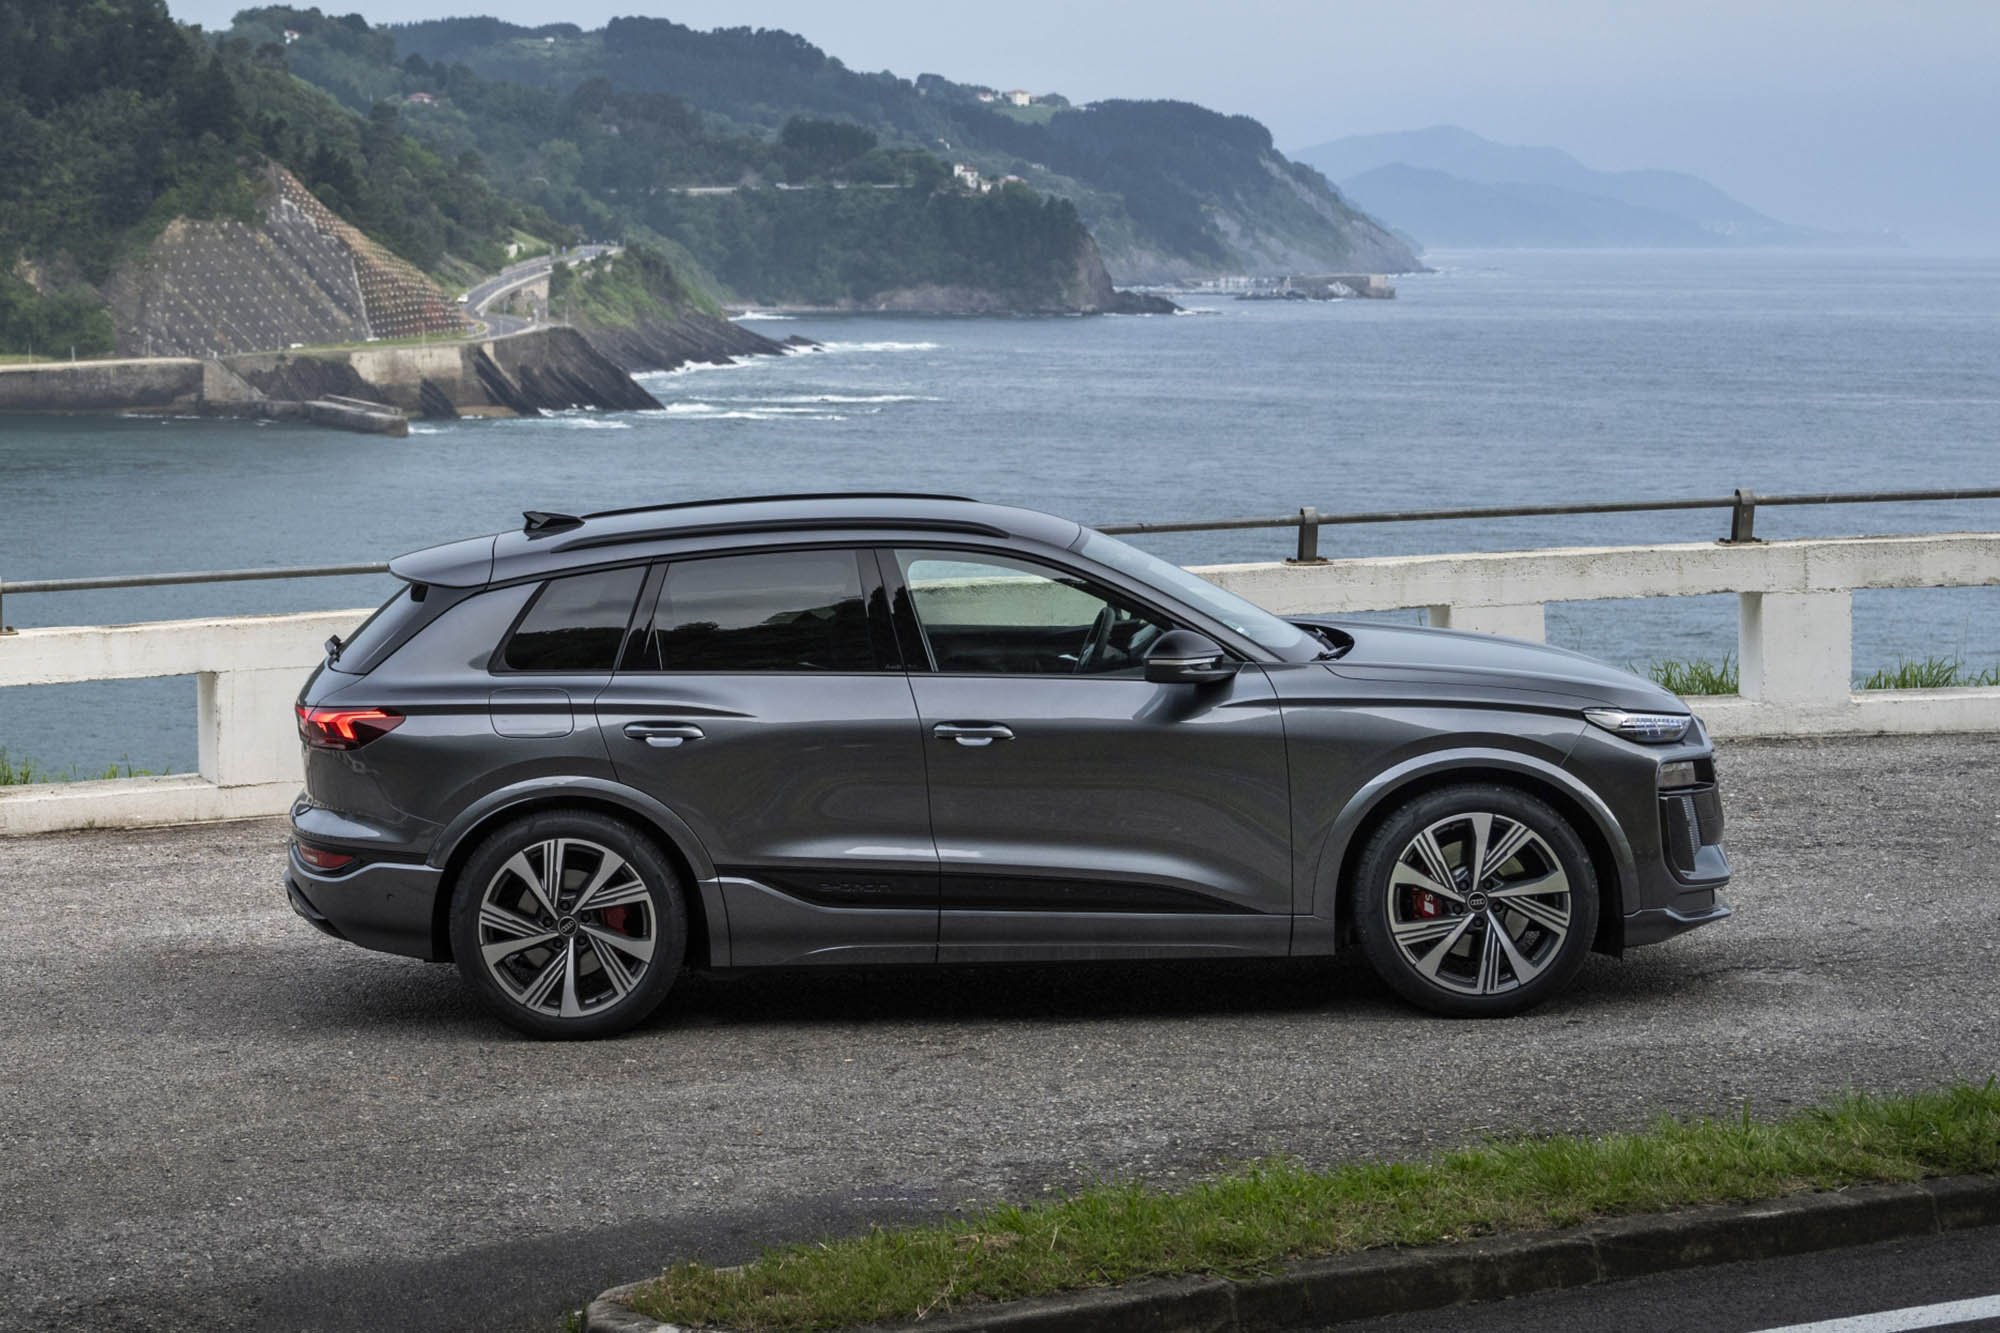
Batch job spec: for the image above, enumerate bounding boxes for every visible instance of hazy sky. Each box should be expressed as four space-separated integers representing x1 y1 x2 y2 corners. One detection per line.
173 1 2000 247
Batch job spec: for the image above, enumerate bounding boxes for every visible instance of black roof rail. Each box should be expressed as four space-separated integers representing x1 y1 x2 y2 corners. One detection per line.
556 516 1010 552
581 492 978 521
522 510 584 534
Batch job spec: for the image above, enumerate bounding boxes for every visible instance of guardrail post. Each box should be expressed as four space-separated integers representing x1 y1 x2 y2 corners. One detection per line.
1431 603 1548 642
1287 507 1327 564
0 574 10 634
1724 488 1760 544
197 667 310 790
1738 590 1851 705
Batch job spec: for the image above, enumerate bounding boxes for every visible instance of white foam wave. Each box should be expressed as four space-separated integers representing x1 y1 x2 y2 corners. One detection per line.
815 340 941 353
655 403 848 422
706 393 936 405
732 311 796 321
501 413 631 430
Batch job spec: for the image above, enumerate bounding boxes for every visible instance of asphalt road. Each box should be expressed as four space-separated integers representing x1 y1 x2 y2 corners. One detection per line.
3 734 1997 1331
1339 1224 2000 1332
464 245 617 336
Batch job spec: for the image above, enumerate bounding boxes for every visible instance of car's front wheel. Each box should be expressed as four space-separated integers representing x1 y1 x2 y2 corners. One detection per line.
1352 784 1599 1017
447 809 687 1039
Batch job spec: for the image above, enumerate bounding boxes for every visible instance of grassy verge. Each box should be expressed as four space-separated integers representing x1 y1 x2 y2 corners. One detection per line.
626 1083 2000 1331
1858 657 2000 690
1640 654 2000 695
0 749 161 785
1641 655 1738 695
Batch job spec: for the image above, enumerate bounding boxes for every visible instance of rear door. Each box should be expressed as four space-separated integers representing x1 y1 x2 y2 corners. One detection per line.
593 547 937 966
887 547 1293 962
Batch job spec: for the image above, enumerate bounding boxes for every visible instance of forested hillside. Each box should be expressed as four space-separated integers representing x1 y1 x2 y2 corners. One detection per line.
226 7 1135 309
0 0 562 355
323 14 1422 281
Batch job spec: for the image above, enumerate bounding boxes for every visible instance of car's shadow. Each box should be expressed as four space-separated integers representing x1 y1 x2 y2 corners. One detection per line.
663 956 1387 1028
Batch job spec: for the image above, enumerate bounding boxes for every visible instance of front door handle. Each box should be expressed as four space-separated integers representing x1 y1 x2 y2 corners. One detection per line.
933 722 1015 747
623 722 705 748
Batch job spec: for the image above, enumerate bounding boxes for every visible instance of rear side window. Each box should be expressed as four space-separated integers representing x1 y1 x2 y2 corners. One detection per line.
329 583 427 675
638 550 878 672
501 566 645 672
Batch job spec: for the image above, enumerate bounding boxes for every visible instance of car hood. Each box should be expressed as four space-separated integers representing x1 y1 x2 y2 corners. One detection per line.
1292 617 1687 714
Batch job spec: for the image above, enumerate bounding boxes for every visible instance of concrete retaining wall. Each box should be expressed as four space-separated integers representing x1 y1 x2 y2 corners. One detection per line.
5 532 2000 835
0 358 211 412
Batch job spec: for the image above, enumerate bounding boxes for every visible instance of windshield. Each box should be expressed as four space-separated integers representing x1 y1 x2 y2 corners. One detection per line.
1077 530 1321 661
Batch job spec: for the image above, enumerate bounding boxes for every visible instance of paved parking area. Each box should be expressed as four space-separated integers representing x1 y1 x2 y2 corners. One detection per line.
3 735 1997 1331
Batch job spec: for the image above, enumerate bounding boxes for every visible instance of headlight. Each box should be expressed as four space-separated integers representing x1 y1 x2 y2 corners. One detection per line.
1584 707 1692 744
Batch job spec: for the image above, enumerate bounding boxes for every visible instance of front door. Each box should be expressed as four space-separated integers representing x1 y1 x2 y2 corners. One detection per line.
888 548 1293 962
595 547 937 966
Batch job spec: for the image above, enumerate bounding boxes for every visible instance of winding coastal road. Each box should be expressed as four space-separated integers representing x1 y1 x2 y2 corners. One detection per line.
5 734 1998 1330
463 244 619 336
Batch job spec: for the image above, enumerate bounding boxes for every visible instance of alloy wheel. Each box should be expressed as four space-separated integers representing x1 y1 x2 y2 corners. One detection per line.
475 837 657 1019
1384 811 1573 997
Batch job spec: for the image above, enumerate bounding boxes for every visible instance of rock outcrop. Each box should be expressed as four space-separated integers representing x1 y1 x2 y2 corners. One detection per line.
574 312 801 374
222 327 661 418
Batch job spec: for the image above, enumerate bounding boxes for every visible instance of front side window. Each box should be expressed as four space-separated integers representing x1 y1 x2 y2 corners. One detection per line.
501 566 646 672
896 550 1174 675
637 549 878 672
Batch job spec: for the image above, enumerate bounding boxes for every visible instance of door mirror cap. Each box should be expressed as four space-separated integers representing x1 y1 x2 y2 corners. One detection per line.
1145 629 1240 685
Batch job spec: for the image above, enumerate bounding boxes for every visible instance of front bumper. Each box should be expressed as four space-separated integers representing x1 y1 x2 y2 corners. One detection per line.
285 843 446 961
1622 895 1733 948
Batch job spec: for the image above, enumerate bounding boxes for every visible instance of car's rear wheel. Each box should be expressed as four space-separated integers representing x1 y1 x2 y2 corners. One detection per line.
1353 784 1599 1017
447 809 686 1039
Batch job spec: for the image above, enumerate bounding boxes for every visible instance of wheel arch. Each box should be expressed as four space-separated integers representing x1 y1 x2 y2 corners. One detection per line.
1313 750 1637 958
427 778 725 968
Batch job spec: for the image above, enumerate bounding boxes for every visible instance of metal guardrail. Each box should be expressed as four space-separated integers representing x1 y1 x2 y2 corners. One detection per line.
5 486 2000 629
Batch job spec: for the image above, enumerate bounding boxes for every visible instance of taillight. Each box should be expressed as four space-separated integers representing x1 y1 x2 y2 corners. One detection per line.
295 843 356 871
296 704 405 750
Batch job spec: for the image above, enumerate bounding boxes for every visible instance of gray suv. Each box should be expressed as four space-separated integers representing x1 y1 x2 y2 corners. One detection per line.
286 494 1730 1038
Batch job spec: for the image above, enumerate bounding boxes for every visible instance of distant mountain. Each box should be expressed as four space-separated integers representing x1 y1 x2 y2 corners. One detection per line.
1294 125 1889 249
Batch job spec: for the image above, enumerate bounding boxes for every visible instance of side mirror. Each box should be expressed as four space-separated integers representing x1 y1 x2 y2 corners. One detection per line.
1144 630 1240 685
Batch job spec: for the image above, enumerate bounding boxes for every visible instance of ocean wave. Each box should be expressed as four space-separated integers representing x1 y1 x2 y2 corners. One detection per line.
635 356 756 380
704 393 936 405
815 340 941 353
499 413 631 430
732 311 796 321
653 405 847 422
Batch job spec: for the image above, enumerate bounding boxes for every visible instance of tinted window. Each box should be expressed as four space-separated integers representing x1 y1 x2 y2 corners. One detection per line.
643 550 876 672
896 551 1175 676
502 566 645 672
329 582 427 675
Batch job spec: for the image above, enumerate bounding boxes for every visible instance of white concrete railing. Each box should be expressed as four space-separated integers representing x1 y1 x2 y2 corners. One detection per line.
3 531 1998 836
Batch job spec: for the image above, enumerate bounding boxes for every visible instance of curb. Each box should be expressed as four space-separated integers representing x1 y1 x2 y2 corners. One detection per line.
585 1174 2000 1332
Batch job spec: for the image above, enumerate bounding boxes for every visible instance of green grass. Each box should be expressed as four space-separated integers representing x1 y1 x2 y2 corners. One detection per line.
626 1083 2000 1331
1639 654 2000 695
1640 655 1738 695
0 749 161 786
1858 657 2000 690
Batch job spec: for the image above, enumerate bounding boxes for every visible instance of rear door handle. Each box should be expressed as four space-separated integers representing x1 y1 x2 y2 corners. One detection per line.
933 722 1015 747
623 722 705 748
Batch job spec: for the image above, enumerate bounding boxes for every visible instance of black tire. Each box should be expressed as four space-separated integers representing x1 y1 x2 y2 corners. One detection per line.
1352 783 1599 1018
448 808 687 1039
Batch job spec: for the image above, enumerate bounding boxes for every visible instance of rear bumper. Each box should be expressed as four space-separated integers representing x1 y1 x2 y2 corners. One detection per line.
285 844 445 961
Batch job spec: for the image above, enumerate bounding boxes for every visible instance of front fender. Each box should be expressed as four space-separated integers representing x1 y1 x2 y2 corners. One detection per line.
1303 746 1641 946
